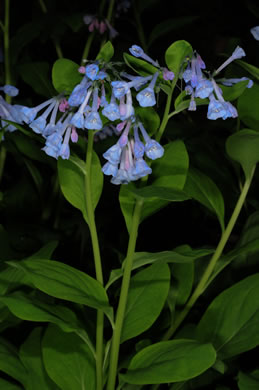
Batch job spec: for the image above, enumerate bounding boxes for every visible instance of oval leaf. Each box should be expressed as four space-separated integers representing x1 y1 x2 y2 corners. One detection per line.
165 40 193 77
184 168 225 231
58 153 103 225
121 262 170 342
119 140 189 233
226 129 259 179
6 259 113 323
237 83 259 129
19 327 59 390
96 40 114 62
0 338 27 386
238 370 259 390
196 273 259 359
42 324 95 390
52 58 82 94
121 339 216 384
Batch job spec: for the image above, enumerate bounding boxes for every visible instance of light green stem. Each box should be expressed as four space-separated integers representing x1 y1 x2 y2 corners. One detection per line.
106 0 115 23
85 131 104 390
162 166 256 341
100 0 115 48
156 77 177 143
106 199 144 390
81 32 95 64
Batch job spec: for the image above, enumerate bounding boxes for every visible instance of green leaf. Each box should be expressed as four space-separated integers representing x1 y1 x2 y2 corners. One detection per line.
226 129 259 180
0 337 27 386
52 58 82 94
135 106 160 136
18 61 56 97
173 262 194 306
119 140 189 233
6 259 113 324
184 168 225 231
42 324 96 390
236 59 259 81
0 291 94 354
238 370 259 390
106 246 213 290
19 327 59 390
196 273 259 359
121 339 216 385
237 83 259 129
0 267 26 295
58 153 103 224
123 53 160 78
121 262 170 342
26 240 58 260
165 40 193 77
0 378 22 390
129 185 190 201
220 79 251 101
96 40 114 62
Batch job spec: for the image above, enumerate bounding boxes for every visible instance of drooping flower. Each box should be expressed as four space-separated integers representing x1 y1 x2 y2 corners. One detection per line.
0 85 19 97
85 87 103 130
136 72 159 107
102 119 164 184
129 45 159 67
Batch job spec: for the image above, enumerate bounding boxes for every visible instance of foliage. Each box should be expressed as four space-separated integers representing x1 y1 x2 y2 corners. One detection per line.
1 1 259 390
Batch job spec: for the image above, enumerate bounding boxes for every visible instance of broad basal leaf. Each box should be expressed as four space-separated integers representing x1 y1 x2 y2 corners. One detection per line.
196 273 259 359
6 259 113 324
121 339 216 384
121 262 170 342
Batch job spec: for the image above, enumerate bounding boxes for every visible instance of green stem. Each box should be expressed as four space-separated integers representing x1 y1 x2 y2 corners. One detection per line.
162 166 256 341
100 0 115 49
85 131 104 390
106 0 115 23
38 0 47 13
0 145 6 185
81 32 95 64
106 199 144 390
156 78 177 143
4 0 11 103
53 39 63 59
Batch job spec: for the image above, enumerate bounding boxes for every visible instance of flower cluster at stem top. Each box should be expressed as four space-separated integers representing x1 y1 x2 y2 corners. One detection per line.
181 46 253 119
0 43 253 185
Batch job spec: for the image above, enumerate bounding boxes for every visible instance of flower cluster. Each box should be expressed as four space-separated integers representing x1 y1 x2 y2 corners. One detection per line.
0 41 253 185
83 15 118 39
102 118 164 184
182 46 253 120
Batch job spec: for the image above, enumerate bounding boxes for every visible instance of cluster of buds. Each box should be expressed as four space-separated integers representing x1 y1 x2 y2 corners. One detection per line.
83 15 118 39
182 46 253 120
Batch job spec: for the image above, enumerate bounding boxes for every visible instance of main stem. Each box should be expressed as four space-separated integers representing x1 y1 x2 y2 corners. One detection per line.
106 199 143 390
85 131 104 390
156 77 177 143
163 167 256 341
